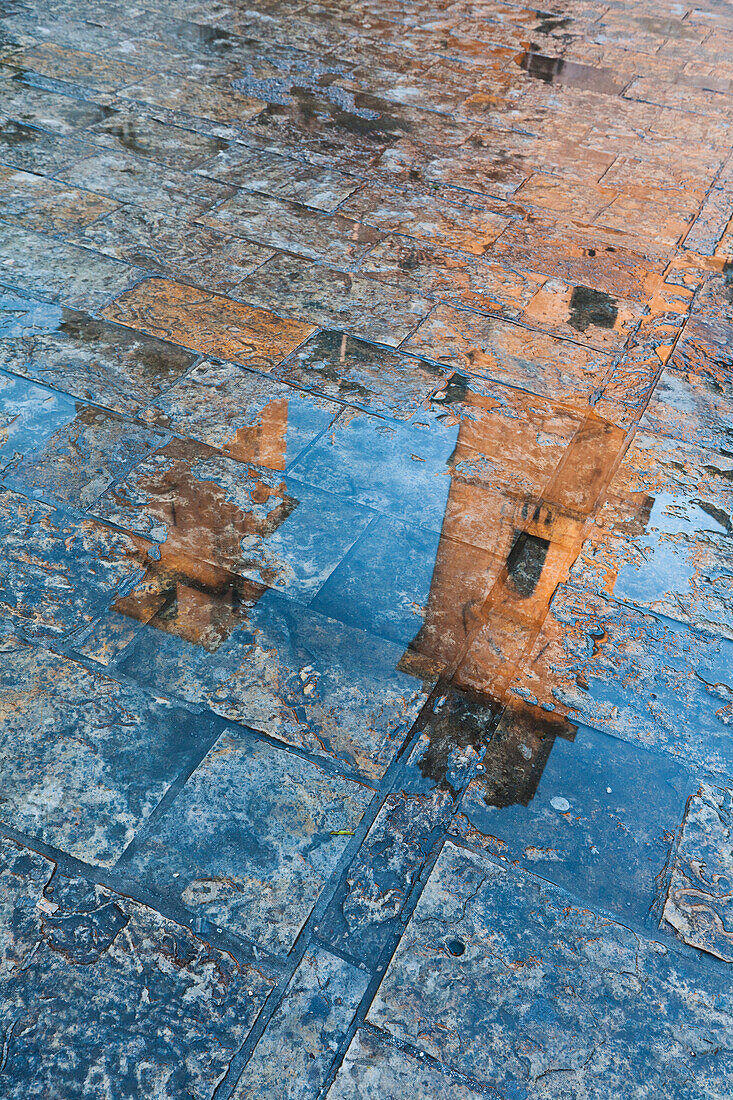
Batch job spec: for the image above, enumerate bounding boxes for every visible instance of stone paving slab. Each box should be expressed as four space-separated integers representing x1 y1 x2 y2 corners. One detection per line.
368 841 733 1097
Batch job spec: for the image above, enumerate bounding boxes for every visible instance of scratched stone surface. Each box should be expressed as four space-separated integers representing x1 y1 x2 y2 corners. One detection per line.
3 0 733 1093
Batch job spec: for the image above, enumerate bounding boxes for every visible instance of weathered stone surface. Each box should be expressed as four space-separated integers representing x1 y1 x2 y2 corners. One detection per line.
0 837 273 1097
0 641 219 865
232 948 369 1097
664 783 733 962
326 1028 491 1100
369 842 733 1095
123 727 372 952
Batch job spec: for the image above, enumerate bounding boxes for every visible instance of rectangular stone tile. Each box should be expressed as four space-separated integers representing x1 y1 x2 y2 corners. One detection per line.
372 134 529 201
122 728 372 953
89 435 373 600
663 782 733 962
456 703 692 928
233 948 369 1098
0 121 90 174
0 375 167 508
596 192 693 248
0 642 218 864
516 172 612 221
0 224 141 310
569 431 733 638
120 70 265 124
0 74 115 133
198 189 381 265
113 590 435 780
358 236 545 318
326 1028 492 1100
146 359 341 465
102 277 315 366
0 294 195 416
490 216 666 302
403 305 609 409
197 143 360 211
275 330 450 421
11 42 147 91
238 254 432 346
508 583 733 778
341 184 511 255
0 837 273 1097
81 109 227 168
59 149 234 216
69 204 274 295
0 487 151 641
520 278 644 352
368 841 733 1095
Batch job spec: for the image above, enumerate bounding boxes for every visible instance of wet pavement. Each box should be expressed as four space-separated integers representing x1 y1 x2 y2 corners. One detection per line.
1 1 733 1097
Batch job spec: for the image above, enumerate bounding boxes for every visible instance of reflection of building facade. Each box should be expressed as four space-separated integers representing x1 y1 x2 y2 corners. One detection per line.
405 387 628 808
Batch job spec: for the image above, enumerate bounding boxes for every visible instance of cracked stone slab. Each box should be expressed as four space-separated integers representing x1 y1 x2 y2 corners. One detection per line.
663 783 733 962
0 641 218 865
326 1029 492 1100
368 841 733 1096
0 167 119 234
114 589 436 781
121 727 372 953
0 836 273 1097
232 947 370 1098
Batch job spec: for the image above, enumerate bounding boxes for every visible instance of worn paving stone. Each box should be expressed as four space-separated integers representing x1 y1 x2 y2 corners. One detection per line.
59 148 234 216
0 294 196 416
232 947 369 1099
89 435 373 599
198 188 381 265
326 1028 492 1100
80 109 228 168
274 330 451 421
70 204 275 295
0 122 90 174
122 727 372 952
368 841 733 1096
0 224 141 310
197 142 360 210
145 359 341 465
455 703 692 928
0 641 219 865
507 583 733 779
0 167 119 233
111 589 436 781
0 372 167 507
0 72 115 133
0 487 151 641
403 305 610 409
239 253 432 346
663 782 733 962
341 184 511 256
102 276 315 365
119 68 266 125
0 836 274 1097
569 430 733 638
